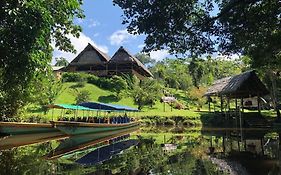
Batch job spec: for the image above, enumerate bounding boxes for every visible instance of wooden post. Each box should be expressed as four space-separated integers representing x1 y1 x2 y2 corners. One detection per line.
52 108 54 121
220 95 223 112
222 136 226 153
238 140 240 151
241 98 244 113
258 95 261 114
261 138 264 156
227 97 230 111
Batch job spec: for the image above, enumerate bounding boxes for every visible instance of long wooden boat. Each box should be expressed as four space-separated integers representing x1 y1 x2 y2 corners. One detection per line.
50 121 139 135
46 126 139 159
0 132 68 150
0 122 58 135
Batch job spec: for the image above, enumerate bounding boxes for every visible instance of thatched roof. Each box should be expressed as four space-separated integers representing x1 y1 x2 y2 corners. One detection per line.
109 46 153 77
204 70 269 98
69 43 110 66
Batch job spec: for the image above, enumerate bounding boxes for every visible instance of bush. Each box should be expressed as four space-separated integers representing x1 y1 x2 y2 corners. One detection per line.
62 72 87 82
95 77 113 89
87 74 99 84
75 90 90 104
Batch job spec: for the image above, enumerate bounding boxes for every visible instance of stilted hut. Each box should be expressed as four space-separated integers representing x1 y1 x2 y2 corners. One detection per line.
205 70 269 112
204 70 270 128
107 46 153 80
66 43 110 76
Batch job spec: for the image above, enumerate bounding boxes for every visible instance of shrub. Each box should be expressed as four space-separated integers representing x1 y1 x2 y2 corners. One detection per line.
87 74 99 84
75 90 90 104
62 72 87 82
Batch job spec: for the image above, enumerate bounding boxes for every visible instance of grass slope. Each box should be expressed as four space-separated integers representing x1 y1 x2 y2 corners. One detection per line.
53 82 201 118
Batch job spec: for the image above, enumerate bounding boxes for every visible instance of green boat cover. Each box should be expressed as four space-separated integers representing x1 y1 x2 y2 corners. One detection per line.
47 104 96 111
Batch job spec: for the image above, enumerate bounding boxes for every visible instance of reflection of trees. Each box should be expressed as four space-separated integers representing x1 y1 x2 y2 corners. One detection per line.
0 143 56 175
91 135 224 175
94 137 166 174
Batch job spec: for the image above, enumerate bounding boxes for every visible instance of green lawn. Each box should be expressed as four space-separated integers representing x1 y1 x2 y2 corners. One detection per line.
26 82 205 120
28 82 276 121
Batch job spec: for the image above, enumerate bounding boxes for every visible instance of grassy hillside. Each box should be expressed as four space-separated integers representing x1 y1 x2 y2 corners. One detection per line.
47 82 202 119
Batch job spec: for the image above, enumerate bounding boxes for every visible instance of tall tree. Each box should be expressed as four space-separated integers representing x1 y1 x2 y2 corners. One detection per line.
0 0 84 117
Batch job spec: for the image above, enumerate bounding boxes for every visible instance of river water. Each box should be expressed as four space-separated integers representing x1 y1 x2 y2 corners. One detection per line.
1 126 281 175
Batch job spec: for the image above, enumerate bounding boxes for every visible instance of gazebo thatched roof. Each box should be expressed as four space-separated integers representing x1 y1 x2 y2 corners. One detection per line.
109 46 153 77
69 43 110 66
204 70 269 98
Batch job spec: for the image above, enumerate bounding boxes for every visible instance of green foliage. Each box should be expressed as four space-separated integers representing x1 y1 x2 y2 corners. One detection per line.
110 75 128 98
35 77 63 114
188 87 208 110
63 73 129 98
0 0 84 117
131 79 163 109
114 0 280 57
62 72 87 82
151 57 241 91
135 53 156 66
54 57 69 66
75 90 90 104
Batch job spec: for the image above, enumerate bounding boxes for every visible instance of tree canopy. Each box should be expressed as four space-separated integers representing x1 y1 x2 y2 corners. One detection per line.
113 0 281 58
0 0 84 116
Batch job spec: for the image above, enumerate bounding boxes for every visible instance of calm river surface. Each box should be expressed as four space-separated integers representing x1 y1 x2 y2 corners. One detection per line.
1 126 281 175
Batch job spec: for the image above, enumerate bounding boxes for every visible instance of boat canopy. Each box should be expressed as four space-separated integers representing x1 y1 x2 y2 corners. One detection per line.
79 102 139 112
46 104 95 111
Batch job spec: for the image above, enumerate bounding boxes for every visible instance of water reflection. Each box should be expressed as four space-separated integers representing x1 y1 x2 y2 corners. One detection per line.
2 127 281 174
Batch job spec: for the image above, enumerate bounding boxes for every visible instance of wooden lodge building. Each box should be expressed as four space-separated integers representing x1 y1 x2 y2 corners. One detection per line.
65 43 153 80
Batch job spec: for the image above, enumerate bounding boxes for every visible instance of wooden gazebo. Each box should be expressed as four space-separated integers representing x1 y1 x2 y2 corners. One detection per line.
204 70 269 113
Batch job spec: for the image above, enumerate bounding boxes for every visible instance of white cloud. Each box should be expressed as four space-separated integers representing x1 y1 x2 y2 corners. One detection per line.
52 32 108 64
149 50 170 61
93 33 100 37
88 19 100 28
109 29 136 46
137 44 145 49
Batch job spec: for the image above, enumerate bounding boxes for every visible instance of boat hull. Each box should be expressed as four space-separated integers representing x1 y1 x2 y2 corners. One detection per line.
51 121 139 135
0 122 57 135
46 126 139 159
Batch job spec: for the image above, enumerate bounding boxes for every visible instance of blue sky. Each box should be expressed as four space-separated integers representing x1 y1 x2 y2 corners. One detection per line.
52 0 170 64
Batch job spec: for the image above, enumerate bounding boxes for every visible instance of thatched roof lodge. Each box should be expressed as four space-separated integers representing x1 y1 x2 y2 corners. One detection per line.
66 43 110 76
204 70 269 99
65 44 152 80
108 46 153 80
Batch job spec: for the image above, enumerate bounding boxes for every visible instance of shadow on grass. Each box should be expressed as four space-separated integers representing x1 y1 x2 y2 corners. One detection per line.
98 95 120 103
